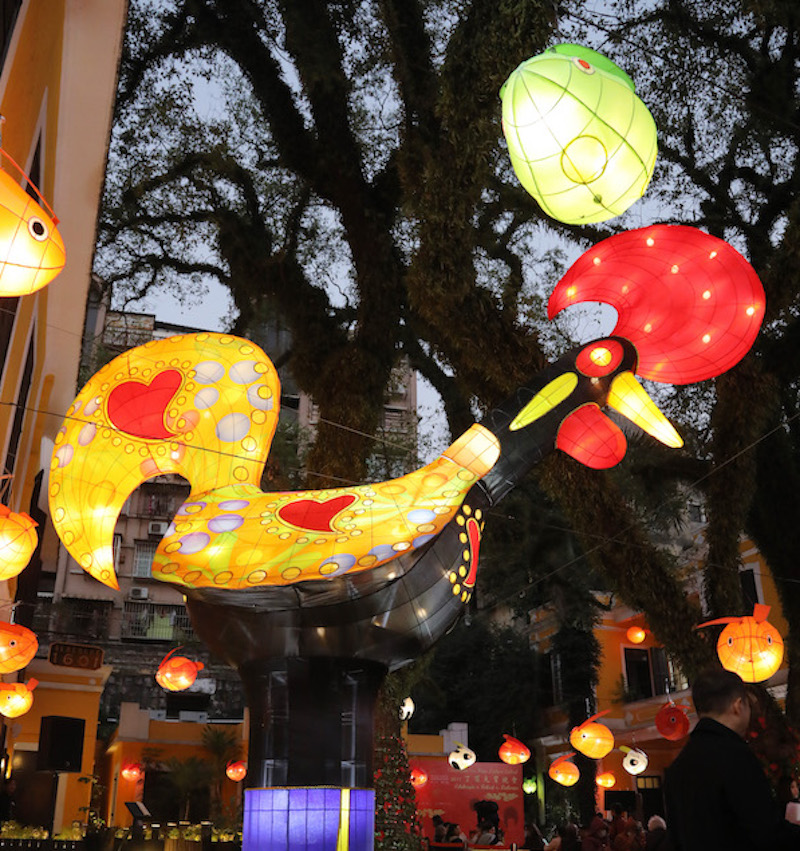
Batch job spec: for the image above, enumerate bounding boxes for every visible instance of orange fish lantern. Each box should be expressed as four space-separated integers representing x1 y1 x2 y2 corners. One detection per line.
596 771 616 788
0 620 38 673
0 156 66 295
226 760 247 782
0 505 38 580
410 767 428 788
155 648 204 692
626 626 646 644
121 763 142 782
655 701 690 741
549 753 579 787
0 677 37 718
499 734 530 765
697 604 784 683
569 711 615 759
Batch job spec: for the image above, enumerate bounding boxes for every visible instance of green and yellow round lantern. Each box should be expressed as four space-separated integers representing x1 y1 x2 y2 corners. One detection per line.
500 44 657 224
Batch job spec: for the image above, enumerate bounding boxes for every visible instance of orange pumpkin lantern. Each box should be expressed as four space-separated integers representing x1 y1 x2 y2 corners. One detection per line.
0 677 37 718
596 771 616 788
410 767 428 788
549 753 579 787
626 626 646 644
569 711 615 758
121 763 142 782
155 648 204 692
0 620 38 674
0 505 38 580
226 760 247 782
697 604 784 683
499 734 531 765
655 701 690 741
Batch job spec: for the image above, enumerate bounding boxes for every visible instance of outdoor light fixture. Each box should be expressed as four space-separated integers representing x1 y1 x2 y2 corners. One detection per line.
0 620 37 673
626 626 646 644
697 603 784 683
549 753 579 787
448 742 476 771
0 678 37 718
121 763 142 782
569 711 615 759
500 44 657 224
655 701 690 741
620 746 648 775
0 505 38 581
596 772 616 789
155 648 204 692
498 734 531 765
226 760 247 782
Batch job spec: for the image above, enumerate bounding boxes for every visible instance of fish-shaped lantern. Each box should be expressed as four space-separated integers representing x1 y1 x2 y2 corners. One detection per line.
501 44 657 225
155 648 204 692
0 620 38 673
626 626 646 644
449 742 477 771
655 701 690 741
0 504 38 581
596 771 616 788
0 677 37 717
121 763 142 782
620 745 648 776
226 760 247 782
499 734 531 765
697 603 784 683
0 157 66 295
549 753 579 787
410 767 428 788
569 711 615 759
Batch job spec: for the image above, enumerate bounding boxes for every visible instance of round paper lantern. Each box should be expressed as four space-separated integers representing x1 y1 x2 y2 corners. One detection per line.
655 701 690 741
620 746 648 775
548 225 765 386
522 777 537 794
499 734 531 765
626 626 646 644
697 603 784 683
549 753 579 787
121 763 142 782
0 505 38 580
569 711 615 759
410 767 428 788
155 648 204 692
0 158 66 296
448 742 476 771
500 43 657 224
596 771 616 788
0 678 37 718
0 621 38 673
399 697 415 721
226 760 247 782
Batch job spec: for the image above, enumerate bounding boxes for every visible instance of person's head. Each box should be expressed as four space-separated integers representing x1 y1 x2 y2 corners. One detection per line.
588 816 608 838
612 802 623 817
433 816 444 827
691 666 751 737
647 815 666 832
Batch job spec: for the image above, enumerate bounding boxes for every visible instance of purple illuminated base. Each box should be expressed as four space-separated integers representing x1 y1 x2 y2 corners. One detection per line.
243 787 375 851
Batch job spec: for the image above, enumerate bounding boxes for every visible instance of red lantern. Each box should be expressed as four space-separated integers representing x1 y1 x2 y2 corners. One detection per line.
121 763 142 782
499 734 530 765
549 753 579 787
655 701 690 741
697 604 784 683
596 771 616 788
226 760 247 782
410 767 428 788
155 648 204 692
626 626 646 644
569 711 615 759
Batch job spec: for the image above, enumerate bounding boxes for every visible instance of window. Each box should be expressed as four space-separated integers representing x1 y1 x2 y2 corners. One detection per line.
0 1 21 71
54 599 112 638
551 652 564 704
623 647 674 701
0 333 34 502
132 540 158 578
121 602 193 641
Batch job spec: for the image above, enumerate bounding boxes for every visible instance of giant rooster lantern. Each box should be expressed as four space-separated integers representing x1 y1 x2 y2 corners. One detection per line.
48 222 764 850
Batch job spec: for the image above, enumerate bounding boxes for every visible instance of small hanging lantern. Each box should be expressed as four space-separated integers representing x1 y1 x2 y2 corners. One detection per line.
549 753 579 787
500 43 657 225
655 701 690 741
155 648 204 692
522 777 537 794
448 742 476 771
697 604 784 683
121 763 142 782
399 697 415 721
0 505 38 581
499 734 530 765
620 745 648 775
596 771 616 788
0 678 37 718
0 620 38 673
626 626 646 644
569 711 615 759
226 760 247 782
410 767 428 788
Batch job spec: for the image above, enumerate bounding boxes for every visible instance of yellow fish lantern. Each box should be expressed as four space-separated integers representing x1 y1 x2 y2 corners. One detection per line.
697 604 784 683
549 752 579 787
0 620 38 673
0 677 37 718
0 155 65 295
155 648 204 692
570 710 615 759
500 44 657 225
0 505 38 580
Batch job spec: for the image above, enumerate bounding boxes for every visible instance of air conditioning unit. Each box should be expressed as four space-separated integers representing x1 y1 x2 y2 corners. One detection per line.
129 587 149 601
148 521 168 536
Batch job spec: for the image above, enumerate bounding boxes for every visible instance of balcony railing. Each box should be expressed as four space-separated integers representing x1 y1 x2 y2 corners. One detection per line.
121 602 194 641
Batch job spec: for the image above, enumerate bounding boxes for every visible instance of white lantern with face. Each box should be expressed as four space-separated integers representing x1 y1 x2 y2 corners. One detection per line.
399 697 415 721
620 745 649 775
448 742 477 770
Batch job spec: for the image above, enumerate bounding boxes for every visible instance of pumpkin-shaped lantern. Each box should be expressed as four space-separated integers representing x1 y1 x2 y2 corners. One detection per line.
500 43 657 225
226 760 247 782
549 753 579 787
410 767 428 788
449 742 477 771
499 734 530 765
596 771 616 788
697 604 784 683
121 763 142 782
0 620 38 674
655 701 690 741
620 745 648 775
626 626 646 644
399 696 415 721
0 505 38 581
569 711 615 759
155 648 204 692
522 777 537 794
0 678 37 718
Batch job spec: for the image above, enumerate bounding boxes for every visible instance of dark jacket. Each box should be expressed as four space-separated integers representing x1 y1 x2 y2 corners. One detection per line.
664 716 800 851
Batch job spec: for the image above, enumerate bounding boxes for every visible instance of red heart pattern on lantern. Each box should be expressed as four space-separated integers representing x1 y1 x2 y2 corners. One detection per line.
277 494 357 533
107 370 183 439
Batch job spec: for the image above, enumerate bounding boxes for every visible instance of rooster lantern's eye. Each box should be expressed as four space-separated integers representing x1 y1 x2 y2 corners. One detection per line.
575 339 625 377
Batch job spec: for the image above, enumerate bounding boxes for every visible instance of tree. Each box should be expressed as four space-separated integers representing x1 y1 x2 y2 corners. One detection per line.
201 725 242 825
163 755 213 821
